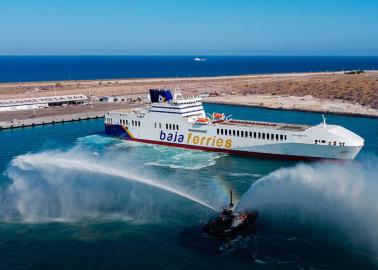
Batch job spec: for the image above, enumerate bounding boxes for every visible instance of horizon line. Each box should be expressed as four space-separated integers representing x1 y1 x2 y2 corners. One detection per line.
1 54 378 57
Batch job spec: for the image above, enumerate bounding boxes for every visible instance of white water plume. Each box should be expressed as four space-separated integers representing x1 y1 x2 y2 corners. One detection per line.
236 157 378 251
2 146 220 223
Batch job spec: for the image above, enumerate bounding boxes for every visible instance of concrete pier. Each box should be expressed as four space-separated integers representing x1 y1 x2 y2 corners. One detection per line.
0 111 105 130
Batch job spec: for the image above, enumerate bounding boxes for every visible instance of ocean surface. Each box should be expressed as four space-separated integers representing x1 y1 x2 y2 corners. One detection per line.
0 104 377 270
0 56 378 83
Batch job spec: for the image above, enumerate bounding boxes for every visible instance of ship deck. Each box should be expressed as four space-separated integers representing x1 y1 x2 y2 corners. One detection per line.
214 119 310 131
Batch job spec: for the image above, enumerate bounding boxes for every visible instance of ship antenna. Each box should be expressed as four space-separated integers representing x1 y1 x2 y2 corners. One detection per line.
229 189 234 207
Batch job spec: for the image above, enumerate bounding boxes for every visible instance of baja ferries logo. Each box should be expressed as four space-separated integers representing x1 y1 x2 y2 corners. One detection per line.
159 130 232 148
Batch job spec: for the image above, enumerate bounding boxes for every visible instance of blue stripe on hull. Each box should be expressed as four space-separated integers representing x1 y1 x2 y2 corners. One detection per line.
105 124 132 139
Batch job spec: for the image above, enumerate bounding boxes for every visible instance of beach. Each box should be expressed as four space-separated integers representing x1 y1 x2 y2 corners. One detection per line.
0 71 377 123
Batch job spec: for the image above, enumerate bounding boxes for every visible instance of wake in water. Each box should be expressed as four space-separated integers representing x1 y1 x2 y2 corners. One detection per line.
0 135 228 223
236 157 378 253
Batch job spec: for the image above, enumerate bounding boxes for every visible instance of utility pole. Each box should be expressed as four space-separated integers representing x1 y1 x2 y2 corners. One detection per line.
32 88 39 117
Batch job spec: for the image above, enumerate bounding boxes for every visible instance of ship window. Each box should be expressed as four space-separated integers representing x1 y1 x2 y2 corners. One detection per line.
275 134 278 140
270 134 274 140
334 141 336 146
217 128 219 135
315 140 318 144
258 132 261 139
176 124 179 130
132 120 134 126
237 130 240 137
254 132 256 138
321 140 325 143
154 122 157 128
139 121 141 126
229 129 232 136
233 130 236 136
221 129 224 135
169 124 172 130
249 131 252 138
240 131 243 137
284 135 287 140
166 123 168 129
261 133 264 139
280 135 283 141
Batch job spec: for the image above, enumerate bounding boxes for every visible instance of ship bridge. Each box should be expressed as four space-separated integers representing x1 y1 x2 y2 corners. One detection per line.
148 89 205 118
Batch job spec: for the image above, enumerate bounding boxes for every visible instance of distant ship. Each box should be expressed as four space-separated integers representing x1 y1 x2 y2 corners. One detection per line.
193 57 207 62
105 89 364 160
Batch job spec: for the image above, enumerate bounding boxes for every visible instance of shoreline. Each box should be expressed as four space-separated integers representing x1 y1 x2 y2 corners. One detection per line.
204 100 378 118
0 70 352 85
0 70 377 120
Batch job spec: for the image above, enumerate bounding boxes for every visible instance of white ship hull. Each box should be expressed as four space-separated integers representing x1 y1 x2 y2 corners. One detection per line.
105 90 364 160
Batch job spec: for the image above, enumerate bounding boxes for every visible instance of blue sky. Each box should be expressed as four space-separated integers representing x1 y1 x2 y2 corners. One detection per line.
0 0 377 55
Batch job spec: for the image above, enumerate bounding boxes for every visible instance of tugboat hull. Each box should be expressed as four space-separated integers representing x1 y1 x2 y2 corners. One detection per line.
203 211 259 238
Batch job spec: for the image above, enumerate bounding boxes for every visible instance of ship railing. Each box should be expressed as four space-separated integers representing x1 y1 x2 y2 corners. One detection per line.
226 119 309 128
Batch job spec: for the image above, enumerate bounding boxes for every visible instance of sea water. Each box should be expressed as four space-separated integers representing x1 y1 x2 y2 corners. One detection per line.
0 55 378 83
0 104 377 269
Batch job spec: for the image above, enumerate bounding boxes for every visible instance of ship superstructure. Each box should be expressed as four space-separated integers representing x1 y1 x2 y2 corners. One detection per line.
105 89 364 160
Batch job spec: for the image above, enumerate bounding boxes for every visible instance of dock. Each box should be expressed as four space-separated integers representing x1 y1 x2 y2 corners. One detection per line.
0 111 105 130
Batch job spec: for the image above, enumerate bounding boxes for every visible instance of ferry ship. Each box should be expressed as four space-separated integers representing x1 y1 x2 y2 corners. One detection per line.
105 89 364 160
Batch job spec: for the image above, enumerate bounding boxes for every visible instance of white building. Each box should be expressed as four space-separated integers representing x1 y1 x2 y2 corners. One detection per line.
0 94 89 112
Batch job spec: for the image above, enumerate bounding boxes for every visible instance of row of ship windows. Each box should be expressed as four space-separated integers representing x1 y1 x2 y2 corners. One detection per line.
315 140 345 146
217 128 287 141
118 119 141 127
154 122 180 131
173 101 199 105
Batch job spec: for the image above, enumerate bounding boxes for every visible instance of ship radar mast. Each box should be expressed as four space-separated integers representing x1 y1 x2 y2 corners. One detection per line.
173 88 183 100
322 114 327 127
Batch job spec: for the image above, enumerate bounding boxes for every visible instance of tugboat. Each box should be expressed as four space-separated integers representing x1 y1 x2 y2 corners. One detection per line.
203 190 258 238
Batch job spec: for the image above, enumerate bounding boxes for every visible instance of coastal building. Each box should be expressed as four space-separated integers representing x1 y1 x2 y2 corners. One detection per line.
0 94 89 112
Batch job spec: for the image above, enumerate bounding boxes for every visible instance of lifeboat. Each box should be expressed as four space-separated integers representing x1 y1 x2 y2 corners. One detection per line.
213 113 224 120
196 117 209 124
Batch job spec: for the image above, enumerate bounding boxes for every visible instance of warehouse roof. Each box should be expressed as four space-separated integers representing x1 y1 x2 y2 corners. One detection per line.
0 94 88 107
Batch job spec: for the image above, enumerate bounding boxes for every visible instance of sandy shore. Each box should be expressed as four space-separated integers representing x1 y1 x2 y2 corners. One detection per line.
1 71 377 118
204 94 378 117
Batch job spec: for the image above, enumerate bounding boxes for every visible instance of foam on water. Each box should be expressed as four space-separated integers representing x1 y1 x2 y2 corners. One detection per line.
236 157 378 253
228 172 263 178
0 135 229 223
